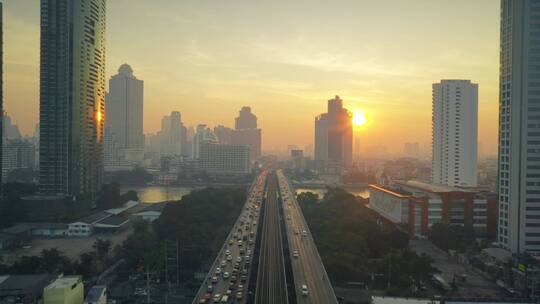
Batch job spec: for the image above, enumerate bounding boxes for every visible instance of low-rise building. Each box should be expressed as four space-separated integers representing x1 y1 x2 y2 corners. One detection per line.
0 274 57 304
43 276 83 304
83 286 106 304
368 180 498 238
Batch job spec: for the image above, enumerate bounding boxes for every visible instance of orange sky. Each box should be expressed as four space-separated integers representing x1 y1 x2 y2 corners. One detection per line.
5 0 499 156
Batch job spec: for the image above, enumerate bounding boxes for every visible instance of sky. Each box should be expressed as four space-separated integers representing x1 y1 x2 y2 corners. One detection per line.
5 0 499 155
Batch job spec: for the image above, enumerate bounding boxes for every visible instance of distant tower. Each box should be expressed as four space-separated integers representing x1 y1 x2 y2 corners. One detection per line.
105 64 144 166
314 96 353 168
235 106 257 129
39 0 106 196
431 80 478 187
231 106 261 160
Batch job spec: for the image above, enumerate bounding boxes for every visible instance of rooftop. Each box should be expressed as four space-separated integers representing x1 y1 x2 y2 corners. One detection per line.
74 211 111 225
0 274 57 297
105 200 139 215
369 184 412 198
394 180 474 193
45 276 82 290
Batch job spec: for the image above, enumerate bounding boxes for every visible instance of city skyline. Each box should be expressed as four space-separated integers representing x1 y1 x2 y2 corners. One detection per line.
5 0 499 154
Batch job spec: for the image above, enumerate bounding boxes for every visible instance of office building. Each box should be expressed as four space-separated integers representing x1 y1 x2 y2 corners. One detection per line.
2 139 36 179
314 95 353 168
432 80 478 187
199 142 250 175
43 276 84 304
214 125 233 144
104 64 144 166
39 0 106 196
498 0 540 253
231 106 262 160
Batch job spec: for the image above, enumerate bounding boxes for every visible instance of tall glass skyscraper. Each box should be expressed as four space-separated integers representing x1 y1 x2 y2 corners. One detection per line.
499 0 540 253
39 0 106 197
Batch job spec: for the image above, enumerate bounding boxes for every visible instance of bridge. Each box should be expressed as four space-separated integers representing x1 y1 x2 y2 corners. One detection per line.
193 170 337 304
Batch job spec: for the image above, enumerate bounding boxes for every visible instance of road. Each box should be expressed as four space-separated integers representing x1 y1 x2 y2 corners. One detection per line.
277 170 339 304
254 173 289 304
192 171 268 304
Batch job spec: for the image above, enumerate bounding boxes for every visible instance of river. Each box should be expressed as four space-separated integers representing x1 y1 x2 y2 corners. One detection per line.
125 185 369 203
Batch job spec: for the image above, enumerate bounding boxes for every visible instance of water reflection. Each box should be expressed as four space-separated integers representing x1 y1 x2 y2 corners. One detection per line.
295 188 369 199
122 186 198 203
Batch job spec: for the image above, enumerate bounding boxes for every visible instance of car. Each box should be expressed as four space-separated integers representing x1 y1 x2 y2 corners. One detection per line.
211 276 219 283
293 250 299 258
302 230 307 237
301 284 309 296
245 255 250 261
230 275 237 282
241 275 247 282
220 295 229 303
199 299 207 304
207 285 214 292
242 268 248 275
212 294 221 303
225 249 230 255
238 284 244 292
221 260 226 267
223 272 230 279
236 257 242 263
226 255 232 261
236 291 243 300
238 240 243 246
215 267 221 275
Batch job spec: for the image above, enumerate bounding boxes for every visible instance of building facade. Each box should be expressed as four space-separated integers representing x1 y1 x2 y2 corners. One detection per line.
39 0 106 197
369 181 498 238
199 142 250 175
104 64 144 167
314 95 353 169
498 0 540 253
432 80 478 187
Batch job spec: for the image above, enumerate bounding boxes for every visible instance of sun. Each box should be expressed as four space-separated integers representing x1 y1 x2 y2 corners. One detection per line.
352 111 367 127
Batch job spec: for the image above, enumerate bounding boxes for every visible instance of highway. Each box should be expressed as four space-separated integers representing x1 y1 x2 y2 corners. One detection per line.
277 170 339 304
254 173 288 304
192 171 268 304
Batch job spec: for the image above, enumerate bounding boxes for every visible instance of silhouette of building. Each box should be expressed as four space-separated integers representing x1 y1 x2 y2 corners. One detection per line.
230 106 261 160
498 0 540 254
2 139 36 179
105 64 144 167
39 0 106 197
214 125 233 144
235 106 257 129
432 80 478 187
403 142 420 158
314 95 353 169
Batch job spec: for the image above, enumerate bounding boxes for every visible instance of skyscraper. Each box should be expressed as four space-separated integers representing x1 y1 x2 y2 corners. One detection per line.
498 0 540 253
0 1 3 194
235 106 257 129
432 80 478 187
231 106 262 160
105 64 144 166
39 0 106 196
314 95 353 169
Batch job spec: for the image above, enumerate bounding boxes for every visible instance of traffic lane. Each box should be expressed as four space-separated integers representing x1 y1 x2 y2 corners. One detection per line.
285 199 330 304
198 196 262 302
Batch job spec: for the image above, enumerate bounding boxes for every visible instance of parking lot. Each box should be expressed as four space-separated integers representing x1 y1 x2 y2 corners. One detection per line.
410 239 505 298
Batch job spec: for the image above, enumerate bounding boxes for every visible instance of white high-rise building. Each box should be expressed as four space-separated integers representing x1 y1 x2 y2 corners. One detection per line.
498 0 540 254
105 64 144 166
431 80 478 187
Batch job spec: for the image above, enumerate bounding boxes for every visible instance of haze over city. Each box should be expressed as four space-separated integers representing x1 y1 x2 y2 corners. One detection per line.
5 0 499 155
